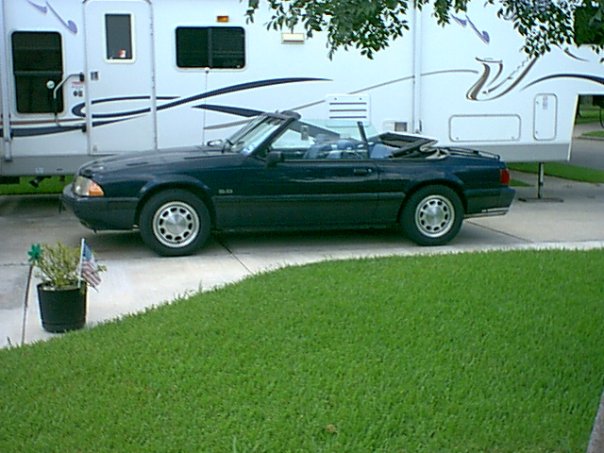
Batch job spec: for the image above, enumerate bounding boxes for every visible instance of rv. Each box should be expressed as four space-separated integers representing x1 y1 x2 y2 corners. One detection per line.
1 0 603 180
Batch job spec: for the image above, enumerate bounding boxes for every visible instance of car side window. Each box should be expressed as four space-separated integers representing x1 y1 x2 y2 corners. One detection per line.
270 121 369 161
303 137 369 160
270 127 312 161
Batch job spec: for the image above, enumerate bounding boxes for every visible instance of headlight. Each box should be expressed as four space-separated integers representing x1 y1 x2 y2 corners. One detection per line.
73 176 104 197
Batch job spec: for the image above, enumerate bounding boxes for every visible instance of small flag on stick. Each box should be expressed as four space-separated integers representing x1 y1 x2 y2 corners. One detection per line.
79 239 102 288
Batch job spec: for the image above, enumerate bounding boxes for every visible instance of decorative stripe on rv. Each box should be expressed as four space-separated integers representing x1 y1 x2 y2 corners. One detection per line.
70 77 326 119
522 73 604 90
3 77 326 138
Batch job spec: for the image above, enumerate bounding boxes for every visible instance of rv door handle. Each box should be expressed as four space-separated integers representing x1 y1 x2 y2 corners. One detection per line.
353 168 372 176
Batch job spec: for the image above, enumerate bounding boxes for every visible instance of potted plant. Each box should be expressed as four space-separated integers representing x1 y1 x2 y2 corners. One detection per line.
28 241 105 333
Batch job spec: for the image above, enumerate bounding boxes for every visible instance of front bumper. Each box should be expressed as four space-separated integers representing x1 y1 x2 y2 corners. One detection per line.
62 184 138 230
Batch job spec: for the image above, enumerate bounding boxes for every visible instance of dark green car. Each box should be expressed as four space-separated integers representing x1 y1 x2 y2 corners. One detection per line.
62 111 514 256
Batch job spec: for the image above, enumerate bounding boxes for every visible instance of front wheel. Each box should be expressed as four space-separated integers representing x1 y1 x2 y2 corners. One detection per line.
139 189 211 256
400 185 464 246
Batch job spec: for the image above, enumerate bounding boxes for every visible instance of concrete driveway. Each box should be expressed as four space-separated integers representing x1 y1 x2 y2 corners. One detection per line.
1 171 603 348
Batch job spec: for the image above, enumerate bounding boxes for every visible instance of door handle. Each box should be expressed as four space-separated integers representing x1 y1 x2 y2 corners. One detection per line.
353 168 372 176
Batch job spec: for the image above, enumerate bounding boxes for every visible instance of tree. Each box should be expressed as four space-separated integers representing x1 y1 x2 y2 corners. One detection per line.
245 0 604 58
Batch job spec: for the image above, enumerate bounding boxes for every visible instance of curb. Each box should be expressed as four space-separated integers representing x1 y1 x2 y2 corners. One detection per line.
577 134 604 142
588 390 604 453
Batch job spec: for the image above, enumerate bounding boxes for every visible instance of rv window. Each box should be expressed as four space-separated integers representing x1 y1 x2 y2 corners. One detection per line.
11 31 64 114
105 14 133 60
176 27 245 69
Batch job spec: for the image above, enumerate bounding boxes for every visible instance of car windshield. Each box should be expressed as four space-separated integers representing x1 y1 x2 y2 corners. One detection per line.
226 115 286 155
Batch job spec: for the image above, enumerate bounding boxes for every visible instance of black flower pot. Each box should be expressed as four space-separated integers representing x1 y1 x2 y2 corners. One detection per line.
37 283 87 333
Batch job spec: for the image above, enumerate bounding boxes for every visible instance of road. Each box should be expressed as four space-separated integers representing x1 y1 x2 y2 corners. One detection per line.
570 136 604 170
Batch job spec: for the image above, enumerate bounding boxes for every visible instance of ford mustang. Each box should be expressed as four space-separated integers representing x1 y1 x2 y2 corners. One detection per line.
62 111 515 256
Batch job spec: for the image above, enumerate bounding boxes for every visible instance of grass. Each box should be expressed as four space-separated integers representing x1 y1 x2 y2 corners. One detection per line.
509 162 604 184
510 178 532 187
584 130 604 139
1 249 603 452
575 105 603 125
0 176 71 196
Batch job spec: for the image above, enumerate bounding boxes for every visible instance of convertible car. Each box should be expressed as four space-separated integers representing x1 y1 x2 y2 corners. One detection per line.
62 111 515 256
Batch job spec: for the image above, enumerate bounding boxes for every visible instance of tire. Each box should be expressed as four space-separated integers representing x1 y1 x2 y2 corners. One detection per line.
139 189 211 256
400 185 464 246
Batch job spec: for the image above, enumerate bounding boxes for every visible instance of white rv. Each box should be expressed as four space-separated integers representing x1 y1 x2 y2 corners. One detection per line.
1 0 603 180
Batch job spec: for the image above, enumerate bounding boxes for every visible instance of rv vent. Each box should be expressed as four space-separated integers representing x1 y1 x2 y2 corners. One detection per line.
327 95 370 121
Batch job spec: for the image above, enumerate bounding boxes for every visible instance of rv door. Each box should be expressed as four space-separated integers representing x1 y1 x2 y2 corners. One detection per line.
83 0 156 154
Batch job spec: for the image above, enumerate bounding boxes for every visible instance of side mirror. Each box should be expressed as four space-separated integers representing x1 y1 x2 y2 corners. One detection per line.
266 151 284 167
206 139 224 147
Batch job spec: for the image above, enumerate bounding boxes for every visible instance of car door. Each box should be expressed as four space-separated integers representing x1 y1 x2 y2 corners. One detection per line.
210 116 381 229
225 129 380 229
235 156 380 228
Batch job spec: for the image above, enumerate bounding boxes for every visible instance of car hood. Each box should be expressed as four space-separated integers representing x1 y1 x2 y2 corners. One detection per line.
79 145 228 176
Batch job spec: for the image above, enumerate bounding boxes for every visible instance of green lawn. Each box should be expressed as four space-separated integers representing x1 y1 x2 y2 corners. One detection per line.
509 162 604 184
1 250 603 452
584 130 604 139
575 105 603 125
0 176 71 196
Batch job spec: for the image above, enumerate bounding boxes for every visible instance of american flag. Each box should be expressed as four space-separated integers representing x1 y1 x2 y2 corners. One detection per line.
79 240 102 288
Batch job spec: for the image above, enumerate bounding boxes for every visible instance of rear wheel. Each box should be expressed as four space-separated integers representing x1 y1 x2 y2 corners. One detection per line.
139 189 210 256
400 185 463 246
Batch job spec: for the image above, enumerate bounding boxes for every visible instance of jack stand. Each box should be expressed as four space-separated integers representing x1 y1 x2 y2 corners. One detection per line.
29 175 49 188
518 162 564 203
